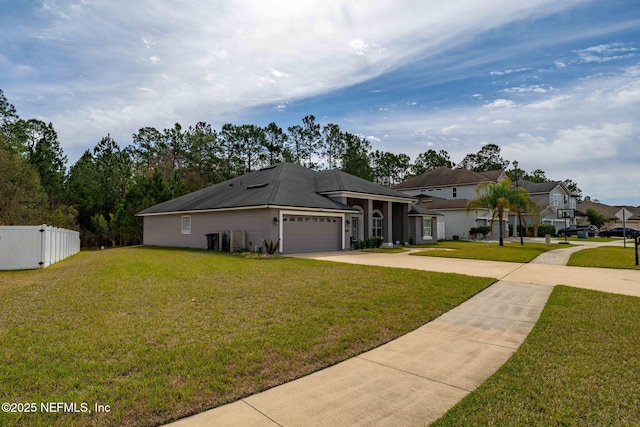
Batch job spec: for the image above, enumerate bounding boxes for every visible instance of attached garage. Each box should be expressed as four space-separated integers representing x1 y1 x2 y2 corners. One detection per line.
281 214 343 253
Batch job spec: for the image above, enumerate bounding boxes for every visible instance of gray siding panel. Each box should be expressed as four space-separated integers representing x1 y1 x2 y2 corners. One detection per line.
143 209 277 250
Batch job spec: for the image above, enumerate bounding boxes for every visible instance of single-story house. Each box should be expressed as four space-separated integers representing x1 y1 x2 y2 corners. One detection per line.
137 162 441 253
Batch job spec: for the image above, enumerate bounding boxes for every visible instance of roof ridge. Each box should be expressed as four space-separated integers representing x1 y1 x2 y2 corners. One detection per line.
266 163 286 203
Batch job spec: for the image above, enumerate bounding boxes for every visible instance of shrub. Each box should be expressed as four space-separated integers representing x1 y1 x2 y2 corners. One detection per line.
528 224 556 237
469 226 491 240
352 236 383 249
263 239 280 254
368 236 383 248
477 226 491 236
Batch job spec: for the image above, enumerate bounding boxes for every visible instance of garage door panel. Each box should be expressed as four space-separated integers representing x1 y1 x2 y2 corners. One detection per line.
282 215 341 253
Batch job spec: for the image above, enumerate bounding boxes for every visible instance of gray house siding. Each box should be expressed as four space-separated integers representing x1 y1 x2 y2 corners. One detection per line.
409 216 438 244
143 209 277 250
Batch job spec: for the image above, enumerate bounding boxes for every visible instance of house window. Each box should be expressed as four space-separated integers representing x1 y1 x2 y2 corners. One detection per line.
452 187 457 198
181 215 191 235
372 211 383 237
422 217 432 239
351 217 360 240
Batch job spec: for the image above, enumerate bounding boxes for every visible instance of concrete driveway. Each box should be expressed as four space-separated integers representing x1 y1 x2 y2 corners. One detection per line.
166 241 640 426
294 241 640 297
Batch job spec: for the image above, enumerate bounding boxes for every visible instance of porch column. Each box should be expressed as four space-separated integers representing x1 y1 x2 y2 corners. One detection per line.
382 200 393 247
367 199 373 239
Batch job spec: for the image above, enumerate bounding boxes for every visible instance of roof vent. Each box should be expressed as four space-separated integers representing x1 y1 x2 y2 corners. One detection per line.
246 183 268 189
259 165 277 171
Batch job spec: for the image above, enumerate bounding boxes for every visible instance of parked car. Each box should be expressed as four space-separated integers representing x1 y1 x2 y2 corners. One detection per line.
557 224 599 237
598 227 640 238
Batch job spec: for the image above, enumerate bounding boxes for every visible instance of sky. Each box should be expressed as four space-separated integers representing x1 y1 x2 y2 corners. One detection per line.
1 0 639 206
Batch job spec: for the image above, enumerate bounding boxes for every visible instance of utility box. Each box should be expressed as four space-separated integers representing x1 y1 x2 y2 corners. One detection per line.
577 231 588 239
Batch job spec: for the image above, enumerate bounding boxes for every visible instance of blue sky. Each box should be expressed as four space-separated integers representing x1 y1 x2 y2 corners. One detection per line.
1 0 639 205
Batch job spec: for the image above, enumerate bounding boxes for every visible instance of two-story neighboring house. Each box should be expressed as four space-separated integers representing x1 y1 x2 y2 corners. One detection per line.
394 167 508 240
395 167 579 240
516 180 578 234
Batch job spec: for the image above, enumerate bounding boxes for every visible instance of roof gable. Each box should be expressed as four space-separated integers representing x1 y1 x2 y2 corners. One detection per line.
518 179 563 194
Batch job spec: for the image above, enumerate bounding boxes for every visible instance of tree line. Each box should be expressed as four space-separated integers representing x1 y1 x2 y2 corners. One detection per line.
0 89 581 246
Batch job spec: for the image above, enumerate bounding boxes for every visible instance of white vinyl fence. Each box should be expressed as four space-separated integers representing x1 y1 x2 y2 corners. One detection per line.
0 225 80 270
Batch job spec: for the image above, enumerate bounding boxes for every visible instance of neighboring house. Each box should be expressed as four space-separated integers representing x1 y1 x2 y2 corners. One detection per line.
394 167 508 240
516 179 578 233
394 167 580 239
578 200 640 229
137 162 440 253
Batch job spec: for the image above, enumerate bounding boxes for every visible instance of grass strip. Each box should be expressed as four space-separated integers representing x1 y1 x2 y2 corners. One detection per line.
0 246 492 427
410 241 565 263
568 246 640 270
431 285 640 426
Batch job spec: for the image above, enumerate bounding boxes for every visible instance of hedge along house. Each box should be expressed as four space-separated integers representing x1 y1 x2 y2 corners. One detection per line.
137 162 440 254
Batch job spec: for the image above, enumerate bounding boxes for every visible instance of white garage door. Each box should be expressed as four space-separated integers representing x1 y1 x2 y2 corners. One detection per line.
282 215 342 253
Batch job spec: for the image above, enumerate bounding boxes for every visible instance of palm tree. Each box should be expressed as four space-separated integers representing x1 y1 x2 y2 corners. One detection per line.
466 178 536 246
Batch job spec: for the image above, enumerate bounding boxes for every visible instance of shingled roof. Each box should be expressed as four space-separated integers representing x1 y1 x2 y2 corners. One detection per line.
138 162 415 215
517 179 566 194
394 167 504 190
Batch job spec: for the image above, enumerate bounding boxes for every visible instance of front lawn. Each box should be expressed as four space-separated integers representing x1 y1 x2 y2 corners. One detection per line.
432 285 640 426
410 240 566 263
0 247 492 427
568 245 640 270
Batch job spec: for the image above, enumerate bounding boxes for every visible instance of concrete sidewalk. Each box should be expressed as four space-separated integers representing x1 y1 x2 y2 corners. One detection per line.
166 243 640 426
167 281 552 427
297 244 640 297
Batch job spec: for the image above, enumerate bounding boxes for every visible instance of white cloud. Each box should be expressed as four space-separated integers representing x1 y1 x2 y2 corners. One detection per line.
490 67 531 76
484 99 517 108
350 64 640 203
271 69 289 78
349 39 369 56
575 42 638 63
441 124 461 134
11 0 587 150
502 85 551 93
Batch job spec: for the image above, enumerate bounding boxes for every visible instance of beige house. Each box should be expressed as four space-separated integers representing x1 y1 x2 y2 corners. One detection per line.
578 200 640 230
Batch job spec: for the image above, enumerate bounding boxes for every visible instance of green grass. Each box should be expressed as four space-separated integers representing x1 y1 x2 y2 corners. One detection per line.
0 247 493 427
432 285 640 426
568 246 640 270
410 240 566 263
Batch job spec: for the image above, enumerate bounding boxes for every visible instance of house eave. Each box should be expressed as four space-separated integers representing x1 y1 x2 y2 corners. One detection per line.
320 190 415 204
136 204 358 217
